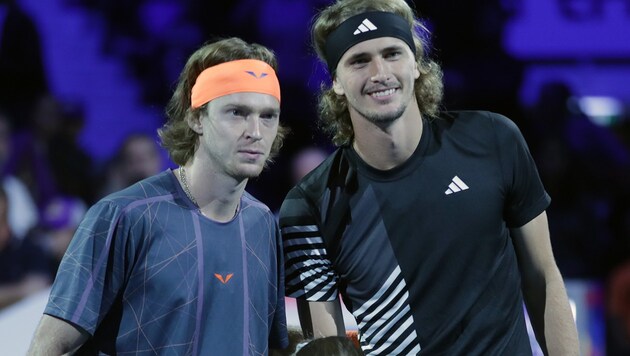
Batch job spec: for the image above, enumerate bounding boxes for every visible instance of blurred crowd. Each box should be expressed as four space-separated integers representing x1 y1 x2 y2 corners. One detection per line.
0 100 165 307
1 0 630 353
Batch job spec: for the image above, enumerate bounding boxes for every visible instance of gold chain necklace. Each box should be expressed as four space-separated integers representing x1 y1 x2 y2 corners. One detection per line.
179 167 199 207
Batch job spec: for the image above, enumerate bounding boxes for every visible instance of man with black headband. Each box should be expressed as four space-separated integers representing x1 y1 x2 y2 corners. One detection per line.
279 0 579 354
28 37 289 355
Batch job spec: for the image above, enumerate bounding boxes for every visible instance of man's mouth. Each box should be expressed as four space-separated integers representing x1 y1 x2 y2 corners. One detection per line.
239 149 265 159
369 88 397 98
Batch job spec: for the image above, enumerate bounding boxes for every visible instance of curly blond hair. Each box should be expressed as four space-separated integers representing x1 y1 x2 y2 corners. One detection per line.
312 0 443 146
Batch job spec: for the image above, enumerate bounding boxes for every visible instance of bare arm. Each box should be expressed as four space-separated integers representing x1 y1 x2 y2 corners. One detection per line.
511 211 579 356
27 314 90 355
296 299 346 339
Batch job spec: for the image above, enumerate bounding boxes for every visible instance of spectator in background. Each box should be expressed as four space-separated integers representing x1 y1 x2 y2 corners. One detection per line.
5 94 59 208
6 95 69 206
30 196 87 278
0 0 48 130
542 82 629 183
48 99 95 204
6 94 94 207
0 187 50 309
0 111 38 240
98 132 164 198
526 81 629 280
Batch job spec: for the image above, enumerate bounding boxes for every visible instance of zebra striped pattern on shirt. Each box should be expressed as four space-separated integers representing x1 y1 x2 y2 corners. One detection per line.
282 224 421 355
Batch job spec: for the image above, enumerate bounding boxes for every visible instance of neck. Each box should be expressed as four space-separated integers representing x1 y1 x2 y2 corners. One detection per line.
178 164 246 222
351 104 423 170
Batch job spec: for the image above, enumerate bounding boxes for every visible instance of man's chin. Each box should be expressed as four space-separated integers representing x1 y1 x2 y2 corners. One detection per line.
355 104 406 125
367 111 404 125
234 164 265 180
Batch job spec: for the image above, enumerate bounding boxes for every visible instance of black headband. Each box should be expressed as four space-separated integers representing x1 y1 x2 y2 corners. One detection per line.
324 11 416 74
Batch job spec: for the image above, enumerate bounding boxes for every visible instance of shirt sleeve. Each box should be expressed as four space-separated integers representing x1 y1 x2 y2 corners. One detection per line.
492 113 551 228
43 200 132 335
279 186 340 302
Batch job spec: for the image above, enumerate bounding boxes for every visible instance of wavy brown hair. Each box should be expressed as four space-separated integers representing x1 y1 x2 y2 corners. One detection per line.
158 37 288 166
312 0 444 146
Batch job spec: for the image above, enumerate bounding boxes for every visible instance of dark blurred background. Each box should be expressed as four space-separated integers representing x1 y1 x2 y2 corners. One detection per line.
0 0 628 354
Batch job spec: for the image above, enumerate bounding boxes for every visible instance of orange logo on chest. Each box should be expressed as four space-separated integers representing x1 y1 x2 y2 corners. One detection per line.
214 273 234 284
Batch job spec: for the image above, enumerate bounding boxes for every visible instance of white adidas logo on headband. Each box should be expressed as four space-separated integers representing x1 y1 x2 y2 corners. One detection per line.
353 18 377 35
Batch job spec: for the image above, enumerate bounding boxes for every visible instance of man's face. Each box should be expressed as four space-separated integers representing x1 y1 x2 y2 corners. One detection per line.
195 92 280 180
333 37 419 125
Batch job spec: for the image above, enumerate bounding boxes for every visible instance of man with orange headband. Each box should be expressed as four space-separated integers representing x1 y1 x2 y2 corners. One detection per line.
279 0 579 355
28 37 289 355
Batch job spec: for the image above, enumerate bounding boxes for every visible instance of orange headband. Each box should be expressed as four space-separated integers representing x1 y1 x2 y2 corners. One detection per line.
190 59 281 108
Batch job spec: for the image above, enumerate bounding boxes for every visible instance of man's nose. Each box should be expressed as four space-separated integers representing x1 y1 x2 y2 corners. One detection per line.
369 57 390 82
245 116 262 140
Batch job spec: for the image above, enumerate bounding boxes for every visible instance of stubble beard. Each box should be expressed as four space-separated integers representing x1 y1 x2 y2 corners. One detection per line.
233 156 269 181
352 101 407 126
351 82 414 126
228 161 265 181
205 148 265 182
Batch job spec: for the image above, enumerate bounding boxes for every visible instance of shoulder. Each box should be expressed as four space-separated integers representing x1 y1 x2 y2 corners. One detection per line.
241 191 274 217
87 171 177 221
101 171 176 207
436 110 516 130
431 110 522 146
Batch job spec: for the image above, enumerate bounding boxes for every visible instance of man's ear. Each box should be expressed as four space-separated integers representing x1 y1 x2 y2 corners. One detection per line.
187 113 203 134
414 64 420 80
332 78 345 96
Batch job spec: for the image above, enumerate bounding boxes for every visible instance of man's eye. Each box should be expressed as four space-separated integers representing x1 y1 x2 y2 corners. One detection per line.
352 58 368 65
261 113 278 120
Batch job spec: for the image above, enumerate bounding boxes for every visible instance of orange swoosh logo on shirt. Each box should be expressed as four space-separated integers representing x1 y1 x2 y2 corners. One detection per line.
214 273 234 284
